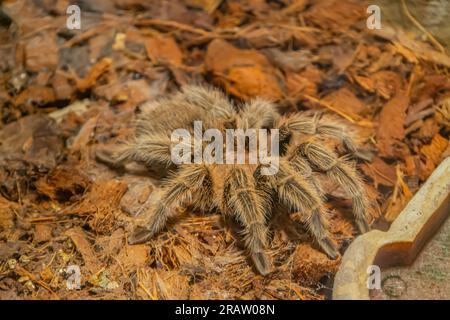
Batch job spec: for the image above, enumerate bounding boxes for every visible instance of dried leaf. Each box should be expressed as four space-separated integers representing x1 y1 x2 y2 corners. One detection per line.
377 91 409 158
13 86 55 106
66 227 99 274
205 39 283 101
418 133 449 180
361 156 397 187
145 35 183 66
33 224 53 243
25 33 58 72
304 0 364 31
77 58 113 92
322 87 368 119
35 165 90 202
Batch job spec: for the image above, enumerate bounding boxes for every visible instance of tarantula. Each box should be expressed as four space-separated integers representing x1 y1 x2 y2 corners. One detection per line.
98 85 371 275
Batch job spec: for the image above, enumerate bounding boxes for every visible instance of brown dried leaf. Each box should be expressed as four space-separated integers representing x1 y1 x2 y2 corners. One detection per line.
263 48 312 73
145 35 183 66
76 58 112 92
376 91 409 158
66 227 99 274
35 165 90 202
205 39 283 101
25 33 58 72
370 25 450 68
51 71 74 101
418 133 449 181
33 224 53 243
120 180 154 216
0 114 63 167
243 27 293 48
322 87 368 119
13 85 56 106
285 67 321 99
304 0 364 31
361 156 397 187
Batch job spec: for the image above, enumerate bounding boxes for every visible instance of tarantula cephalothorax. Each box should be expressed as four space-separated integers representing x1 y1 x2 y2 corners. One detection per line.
100 85 371 275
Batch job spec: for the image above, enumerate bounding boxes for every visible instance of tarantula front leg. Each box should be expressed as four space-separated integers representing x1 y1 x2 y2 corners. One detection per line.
273 161 338 259
224 167 272 275
128 165 210 244
96 132 175 171
298 141 370 233
124 132 175 166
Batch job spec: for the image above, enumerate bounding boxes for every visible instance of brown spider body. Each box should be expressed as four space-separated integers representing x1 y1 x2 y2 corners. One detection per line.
103 85 371 275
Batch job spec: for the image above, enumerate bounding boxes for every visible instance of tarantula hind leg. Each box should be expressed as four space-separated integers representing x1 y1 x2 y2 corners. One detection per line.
299 141 370 233
275 162 339 260
128 165 210 244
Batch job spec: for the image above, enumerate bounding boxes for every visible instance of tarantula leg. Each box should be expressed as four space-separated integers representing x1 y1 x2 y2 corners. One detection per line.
178 85 235 121
275 162 338 259
299 141 370 233
238 99 279 130
128 165 210 244
128 133 175 167
225 167 272 275
280 113 371 161
314 117 373 161
99 132 175 171
288 151 323 196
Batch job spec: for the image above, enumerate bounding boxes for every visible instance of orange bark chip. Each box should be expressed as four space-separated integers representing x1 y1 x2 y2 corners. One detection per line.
205 39 283 101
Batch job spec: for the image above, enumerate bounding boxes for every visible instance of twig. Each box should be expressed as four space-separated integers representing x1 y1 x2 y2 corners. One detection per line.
135 19 214 37
401 0 446 54
301 94 374 128
138 282 154 300
290 286 306 300
405 108 435 126
62 23 114 48
14 265 57 296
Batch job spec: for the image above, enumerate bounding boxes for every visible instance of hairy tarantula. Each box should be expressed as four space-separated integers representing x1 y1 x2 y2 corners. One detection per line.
99 85 371 275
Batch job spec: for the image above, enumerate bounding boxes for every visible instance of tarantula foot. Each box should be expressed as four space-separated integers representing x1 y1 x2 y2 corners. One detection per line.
128 226 155 244
356 218 370 234
354 148 374 162
251 252 273 276
317 238 339 260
